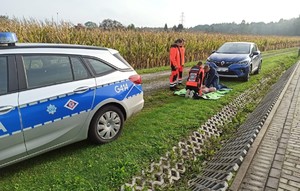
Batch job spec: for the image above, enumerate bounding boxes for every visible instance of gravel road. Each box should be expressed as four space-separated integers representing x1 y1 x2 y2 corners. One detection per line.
141 68 190 94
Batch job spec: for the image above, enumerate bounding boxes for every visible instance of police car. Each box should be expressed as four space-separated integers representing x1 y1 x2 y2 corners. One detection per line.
0 32 144 168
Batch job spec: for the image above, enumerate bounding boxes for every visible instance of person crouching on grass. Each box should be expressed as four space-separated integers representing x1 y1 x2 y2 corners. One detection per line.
185 61 205 98
204 64 221 90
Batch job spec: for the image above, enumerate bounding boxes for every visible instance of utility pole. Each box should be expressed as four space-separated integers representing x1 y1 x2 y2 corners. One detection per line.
180 12 184 26
56 12 58 25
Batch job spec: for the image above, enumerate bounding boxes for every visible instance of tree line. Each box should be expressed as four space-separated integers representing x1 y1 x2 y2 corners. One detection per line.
84 19 184 32
191 16 300 36
2 15 300 36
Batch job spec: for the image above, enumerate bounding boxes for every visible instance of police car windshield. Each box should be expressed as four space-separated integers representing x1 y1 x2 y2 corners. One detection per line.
216 43 251 54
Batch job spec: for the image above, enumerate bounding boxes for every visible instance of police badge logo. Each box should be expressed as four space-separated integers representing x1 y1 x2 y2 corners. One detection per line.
47 104 57 115
64 99 79 110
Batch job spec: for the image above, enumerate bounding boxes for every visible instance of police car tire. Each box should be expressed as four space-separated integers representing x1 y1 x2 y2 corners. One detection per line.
88 105 124 144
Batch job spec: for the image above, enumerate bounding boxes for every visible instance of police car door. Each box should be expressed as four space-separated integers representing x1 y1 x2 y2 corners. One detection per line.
0 56 27 167
17 55 95 154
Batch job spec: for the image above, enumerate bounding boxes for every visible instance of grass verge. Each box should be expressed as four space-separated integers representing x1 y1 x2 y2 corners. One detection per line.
0 50 299 191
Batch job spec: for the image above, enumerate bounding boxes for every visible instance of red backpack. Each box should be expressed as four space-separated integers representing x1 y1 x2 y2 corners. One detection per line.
186 65 204 87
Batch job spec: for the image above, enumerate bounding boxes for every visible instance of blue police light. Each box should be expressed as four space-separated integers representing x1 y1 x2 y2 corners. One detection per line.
0 32 18 45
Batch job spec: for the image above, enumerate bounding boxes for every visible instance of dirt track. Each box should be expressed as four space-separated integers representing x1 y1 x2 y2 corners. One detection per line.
141 68 190 94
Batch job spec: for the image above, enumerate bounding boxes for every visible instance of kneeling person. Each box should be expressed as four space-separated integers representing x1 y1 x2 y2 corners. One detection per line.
185 61 205 98
204 64 220 90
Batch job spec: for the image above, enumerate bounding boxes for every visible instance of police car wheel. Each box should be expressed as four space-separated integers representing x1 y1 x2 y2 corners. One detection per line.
89 105 124 144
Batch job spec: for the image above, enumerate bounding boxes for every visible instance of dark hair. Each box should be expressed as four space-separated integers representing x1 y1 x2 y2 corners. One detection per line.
197 61 203 66
175 39 183 43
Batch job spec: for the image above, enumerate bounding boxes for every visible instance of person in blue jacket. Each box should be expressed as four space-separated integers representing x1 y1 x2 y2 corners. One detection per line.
204 64 221 90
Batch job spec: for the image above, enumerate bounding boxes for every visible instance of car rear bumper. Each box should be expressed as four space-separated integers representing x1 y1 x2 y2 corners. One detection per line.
124 92 144 119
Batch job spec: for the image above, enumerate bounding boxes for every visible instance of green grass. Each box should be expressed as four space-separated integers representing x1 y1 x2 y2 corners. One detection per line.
0 49 299 191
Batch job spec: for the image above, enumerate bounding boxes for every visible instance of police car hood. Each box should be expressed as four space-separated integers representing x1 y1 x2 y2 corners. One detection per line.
209 53 249 62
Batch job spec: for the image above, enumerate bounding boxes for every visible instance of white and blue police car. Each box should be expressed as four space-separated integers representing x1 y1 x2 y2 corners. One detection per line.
0 32 144 168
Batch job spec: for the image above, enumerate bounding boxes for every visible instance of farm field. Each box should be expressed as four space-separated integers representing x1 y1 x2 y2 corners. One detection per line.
0 47 299 190
1 19 300 70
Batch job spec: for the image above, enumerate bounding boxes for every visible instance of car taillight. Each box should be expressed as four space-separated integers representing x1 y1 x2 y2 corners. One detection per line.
129 74 142 84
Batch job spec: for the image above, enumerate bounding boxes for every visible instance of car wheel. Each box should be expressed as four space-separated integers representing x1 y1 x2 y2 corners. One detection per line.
242 71 250 82
88 105 124 144
254 61 262 75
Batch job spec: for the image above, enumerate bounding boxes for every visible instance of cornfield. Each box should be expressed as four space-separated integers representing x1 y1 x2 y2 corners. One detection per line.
1 19 300 69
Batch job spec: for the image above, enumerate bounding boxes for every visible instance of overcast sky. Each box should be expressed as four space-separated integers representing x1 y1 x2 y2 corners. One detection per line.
1 0 299 27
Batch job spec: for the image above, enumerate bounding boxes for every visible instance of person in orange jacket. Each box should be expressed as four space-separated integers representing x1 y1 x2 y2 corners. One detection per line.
178 38 185 85
169 39 183 91
185 61 205 98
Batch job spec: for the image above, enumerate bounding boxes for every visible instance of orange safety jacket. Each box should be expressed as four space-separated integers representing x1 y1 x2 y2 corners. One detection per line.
179 46 185 66
186 65 205 88
169 44 182 70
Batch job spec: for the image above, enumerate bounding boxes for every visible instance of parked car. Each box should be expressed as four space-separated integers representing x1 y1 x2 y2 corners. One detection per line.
0 32 144 168
206 42 262 81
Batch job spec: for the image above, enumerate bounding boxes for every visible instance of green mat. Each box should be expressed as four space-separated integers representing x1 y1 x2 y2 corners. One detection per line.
173 88 187 96
174 88 232 100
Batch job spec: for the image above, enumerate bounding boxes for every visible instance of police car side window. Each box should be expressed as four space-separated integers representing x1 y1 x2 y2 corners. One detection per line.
83 58 114 76
71 57 89 80
23 55 73 88
0 57 8 94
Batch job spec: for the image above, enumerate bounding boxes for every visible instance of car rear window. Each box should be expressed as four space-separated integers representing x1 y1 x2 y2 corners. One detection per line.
0 56 8 94
83 58 115 76
113 53 133 69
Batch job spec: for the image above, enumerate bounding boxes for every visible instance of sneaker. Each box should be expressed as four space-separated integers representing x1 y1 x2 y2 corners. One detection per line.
185 89 190 98
189 90 195 99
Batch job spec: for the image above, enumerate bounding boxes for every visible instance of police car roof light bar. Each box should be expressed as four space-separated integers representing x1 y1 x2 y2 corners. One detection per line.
0 32 18 46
